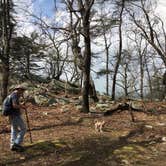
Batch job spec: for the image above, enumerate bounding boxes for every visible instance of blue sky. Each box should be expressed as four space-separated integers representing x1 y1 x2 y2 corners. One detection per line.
33 0 56 17
32 0 66 19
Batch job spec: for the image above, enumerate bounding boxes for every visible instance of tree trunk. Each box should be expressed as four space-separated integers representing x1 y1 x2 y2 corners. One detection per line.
26 51 30 77
145 58 153 100
66 0 95 112
81 1 94 113
1 0 11 101
103 31 110 96
139 50 144 99
1 60 9 101
89 76 99 102
163 71 166 99
124 64 128 97
106 46 109 96
112 0 125 100
82 29 91 112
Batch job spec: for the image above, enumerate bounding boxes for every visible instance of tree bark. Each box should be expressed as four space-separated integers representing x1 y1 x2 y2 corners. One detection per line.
1 58 9 101
82 20 91 112
80 0 94 113
139 49 144 99
1 0 11 101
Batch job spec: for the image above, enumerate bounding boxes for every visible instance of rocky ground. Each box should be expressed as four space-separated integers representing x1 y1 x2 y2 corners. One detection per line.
0 88 166 166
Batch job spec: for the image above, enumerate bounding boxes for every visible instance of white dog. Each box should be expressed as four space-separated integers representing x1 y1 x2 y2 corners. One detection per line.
94 120 105 132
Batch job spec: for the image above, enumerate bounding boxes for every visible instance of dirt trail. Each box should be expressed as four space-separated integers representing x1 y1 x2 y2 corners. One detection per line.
1 101 166 166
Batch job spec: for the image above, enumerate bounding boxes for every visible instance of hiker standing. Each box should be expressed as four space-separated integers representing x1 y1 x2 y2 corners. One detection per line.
3 85 27 151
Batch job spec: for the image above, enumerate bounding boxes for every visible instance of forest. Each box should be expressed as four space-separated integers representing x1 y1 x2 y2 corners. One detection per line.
0 0 166 165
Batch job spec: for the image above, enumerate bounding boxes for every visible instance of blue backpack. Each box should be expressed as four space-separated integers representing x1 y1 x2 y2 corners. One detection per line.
2 95 13 116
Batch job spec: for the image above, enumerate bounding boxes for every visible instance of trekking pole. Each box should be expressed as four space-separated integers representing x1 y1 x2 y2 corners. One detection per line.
24 108 33 143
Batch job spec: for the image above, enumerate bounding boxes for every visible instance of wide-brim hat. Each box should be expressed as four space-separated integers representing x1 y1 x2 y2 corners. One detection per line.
13 85 27 91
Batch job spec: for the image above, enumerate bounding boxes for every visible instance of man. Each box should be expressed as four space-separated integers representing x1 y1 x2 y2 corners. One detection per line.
6 85 27 152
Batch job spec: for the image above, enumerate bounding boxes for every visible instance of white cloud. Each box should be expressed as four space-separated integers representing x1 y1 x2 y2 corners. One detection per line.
13 0 36 36
156 0 166 21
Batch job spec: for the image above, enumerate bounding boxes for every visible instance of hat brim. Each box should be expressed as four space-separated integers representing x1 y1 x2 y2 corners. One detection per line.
14 87 26 91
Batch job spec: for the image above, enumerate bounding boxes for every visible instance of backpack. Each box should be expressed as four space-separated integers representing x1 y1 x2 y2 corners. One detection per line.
2 95 13 116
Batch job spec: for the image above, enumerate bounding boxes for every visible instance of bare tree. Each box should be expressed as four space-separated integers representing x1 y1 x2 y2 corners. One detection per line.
93 8 114 96
128 31 148 99
127 0 166 72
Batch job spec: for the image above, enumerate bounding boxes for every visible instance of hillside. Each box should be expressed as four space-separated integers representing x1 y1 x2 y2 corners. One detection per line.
0 83 166 166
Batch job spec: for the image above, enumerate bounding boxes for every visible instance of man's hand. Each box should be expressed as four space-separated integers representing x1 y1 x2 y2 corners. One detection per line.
20 104 27 110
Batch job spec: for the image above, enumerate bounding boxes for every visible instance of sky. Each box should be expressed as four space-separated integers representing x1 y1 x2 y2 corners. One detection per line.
33 0 56 17
13 0 166 94
13 0 166 36
156 0 166 20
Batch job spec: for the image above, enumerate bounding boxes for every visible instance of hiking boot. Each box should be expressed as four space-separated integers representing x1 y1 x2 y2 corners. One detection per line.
10 144 24 152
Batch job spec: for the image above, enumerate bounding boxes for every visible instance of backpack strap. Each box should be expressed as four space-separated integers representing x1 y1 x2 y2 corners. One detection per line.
9 95 13 108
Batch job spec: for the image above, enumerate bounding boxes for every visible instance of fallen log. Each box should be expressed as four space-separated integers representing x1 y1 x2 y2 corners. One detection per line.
103 102 135 122
103 101 164 118
103 103 133 116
